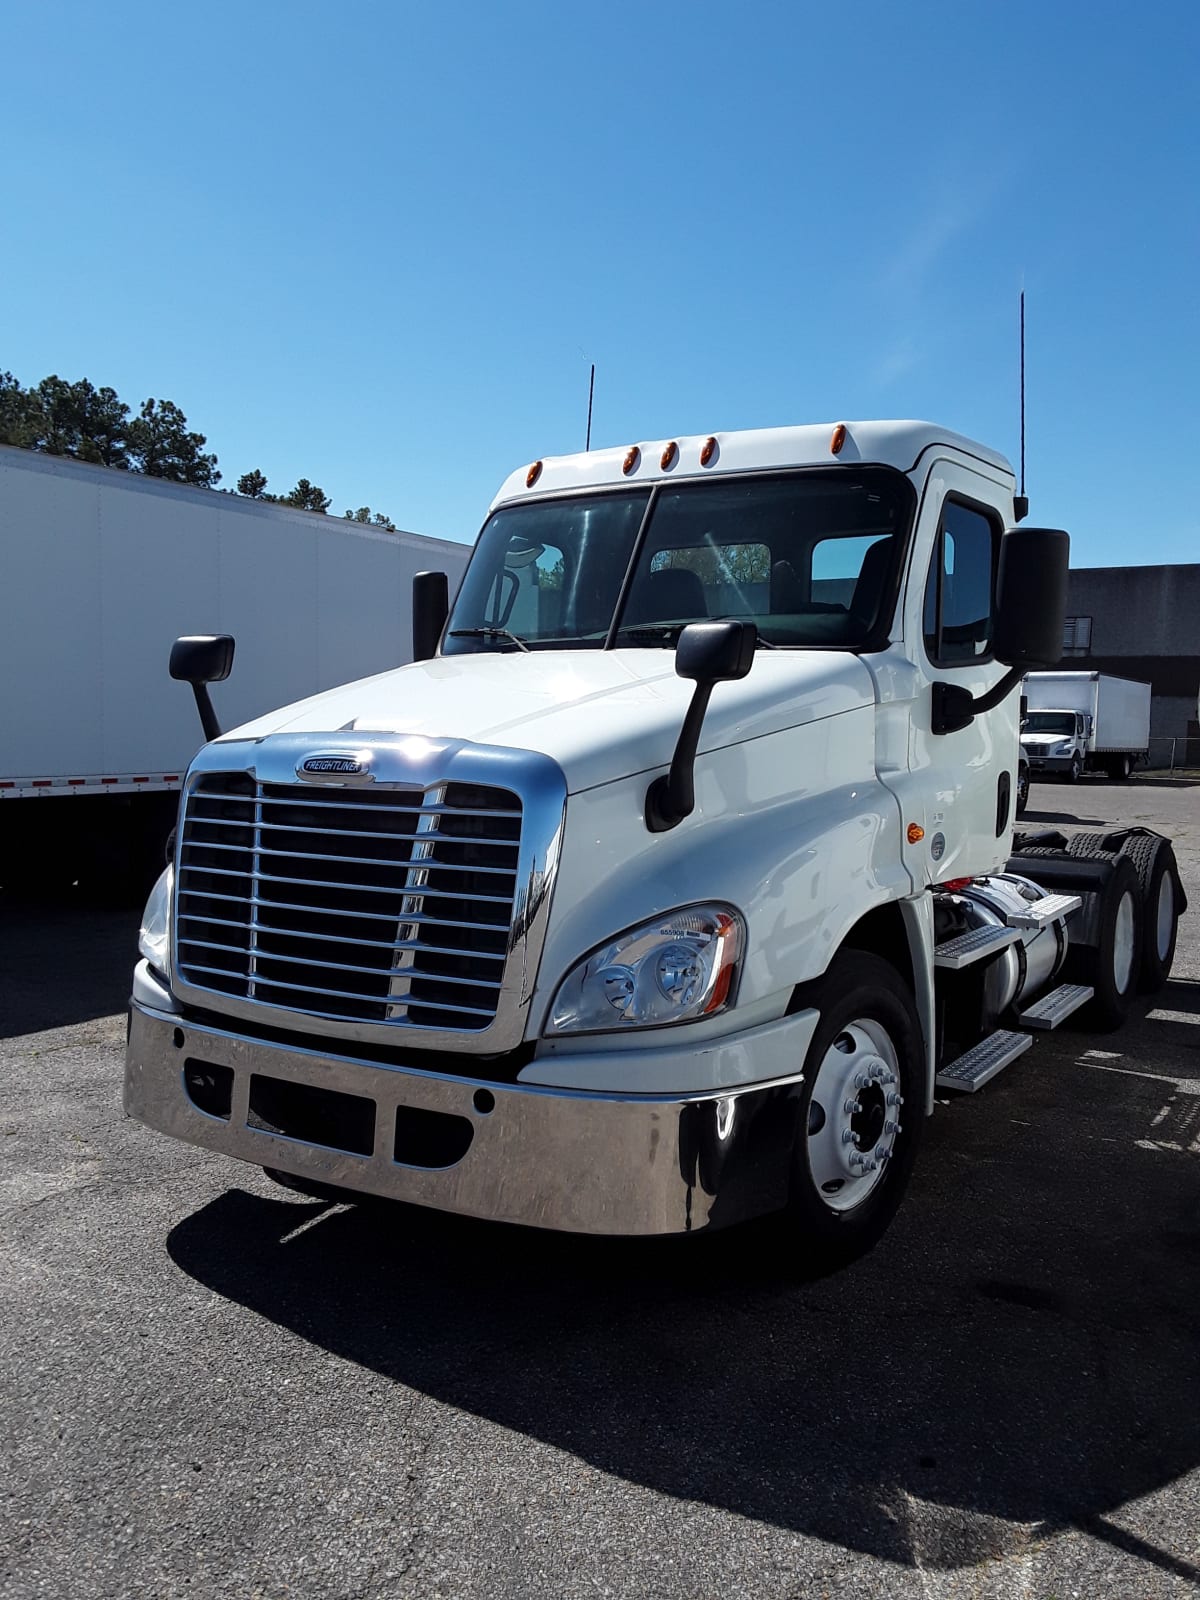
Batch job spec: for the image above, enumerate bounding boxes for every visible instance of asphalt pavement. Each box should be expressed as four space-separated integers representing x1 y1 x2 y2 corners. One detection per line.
3 777 1199 1599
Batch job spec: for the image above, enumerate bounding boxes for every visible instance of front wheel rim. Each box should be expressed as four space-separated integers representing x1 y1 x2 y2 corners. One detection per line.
1113 890 1137 993
806 1019 901 1212
1156 870 1175 961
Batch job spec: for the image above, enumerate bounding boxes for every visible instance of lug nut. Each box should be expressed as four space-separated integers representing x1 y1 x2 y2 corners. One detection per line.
887 1092 904 1107
844 1098 862 1115
842 1130 857 1145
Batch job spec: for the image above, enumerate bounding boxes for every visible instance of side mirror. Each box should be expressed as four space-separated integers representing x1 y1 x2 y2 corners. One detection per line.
675 619 758 685
412 570 449 662
169 635 235 686
645 621 756 832
993 526 1069 669
169 634 235 743
932 527 1069 736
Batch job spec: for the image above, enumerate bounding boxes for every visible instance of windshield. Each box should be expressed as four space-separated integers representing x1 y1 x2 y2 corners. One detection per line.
442 468 914 653
1023 712 1077 735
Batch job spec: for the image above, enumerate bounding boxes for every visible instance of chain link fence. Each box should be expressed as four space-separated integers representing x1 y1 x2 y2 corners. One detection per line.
1145 736 1200 774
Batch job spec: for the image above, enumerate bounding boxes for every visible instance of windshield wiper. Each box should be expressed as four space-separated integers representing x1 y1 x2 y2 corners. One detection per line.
448 627 530 652
618 624 684 646
619 622 780 650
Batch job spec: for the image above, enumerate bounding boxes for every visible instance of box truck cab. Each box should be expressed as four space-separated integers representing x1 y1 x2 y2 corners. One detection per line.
1020 707 1091 778
124 422 1184 1267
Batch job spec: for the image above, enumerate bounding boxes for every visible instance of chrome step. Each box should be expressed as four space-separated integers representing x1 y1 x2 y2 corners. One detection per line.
1005 893 1082 930
934 925 1021 970
1017 982 1094 1031
936 1029 1033 1093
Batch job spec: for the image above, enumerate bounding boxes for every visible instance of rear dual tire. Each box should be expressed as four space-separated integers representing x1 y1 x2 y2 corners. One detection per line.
1060 854 1142 1030
1067 831 1181 991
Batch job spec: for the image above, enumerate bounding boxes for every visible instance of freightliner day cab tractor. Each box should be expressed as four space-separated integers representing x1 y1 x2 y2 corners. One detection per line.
125 422 1185 1267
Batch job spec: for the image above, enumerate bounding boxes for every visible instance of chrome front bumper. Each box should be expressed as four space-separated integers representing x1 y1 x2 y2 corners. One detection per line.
125 1000 804 1235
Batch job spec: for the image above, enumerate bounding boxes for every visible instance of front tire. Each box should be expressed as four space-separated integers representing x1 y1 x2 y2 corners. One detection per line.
263 1167 359 1204
784 952 924 1269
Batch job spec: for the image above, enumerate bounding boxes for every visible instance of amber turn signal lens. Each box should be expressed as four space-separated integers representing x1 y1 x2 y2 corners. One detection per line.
526 461 543 487
907 823 925 844
830 423 847 455
700 436 717 466
660 441 678 470
622 446 640 475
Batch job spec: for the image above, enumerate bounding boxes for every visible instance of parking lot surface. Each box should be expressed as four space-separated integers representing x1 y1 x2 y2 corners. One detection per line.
3 778 1199 1599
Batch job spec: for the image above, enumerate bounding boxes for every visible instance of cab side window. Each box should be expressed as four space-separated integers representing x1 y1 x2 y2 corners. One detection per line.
923 500 1000 665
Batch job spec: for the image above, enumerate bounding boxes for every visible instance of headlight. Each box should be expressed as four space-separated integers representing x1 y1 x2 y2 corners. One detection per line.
138 866 173 979
1051 740 1073 755
545 904 744 1036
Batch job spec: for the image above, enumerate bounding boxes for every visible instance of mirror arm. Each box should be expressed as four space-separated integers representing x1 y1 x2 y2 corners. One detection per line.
932 666 1024 736
192 685 222 743
970 664 1024 716
645 681 716 833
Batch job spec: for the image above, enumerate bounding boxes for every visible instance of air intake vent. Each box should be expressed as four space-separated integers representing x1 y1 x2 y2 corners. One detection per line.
174 774 522 1033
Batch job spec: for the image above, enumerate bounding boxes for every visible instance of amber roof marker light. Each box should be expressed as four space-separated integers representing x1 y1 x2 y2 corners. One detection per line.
526 460 543 488
830 423 847 455
622 446 641 476
700 436 718 467
660 441 678 471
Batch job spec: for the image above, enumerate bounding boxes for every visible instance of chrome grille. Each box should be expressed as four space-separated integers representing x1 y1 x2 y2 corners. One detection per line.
174 775 523 1032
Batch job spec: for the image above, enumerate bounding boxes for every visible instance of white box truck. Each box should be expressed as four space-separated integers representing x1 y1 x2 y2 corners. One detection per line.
123 420 1185 1269
0 445 468 890
1021 670 1151 781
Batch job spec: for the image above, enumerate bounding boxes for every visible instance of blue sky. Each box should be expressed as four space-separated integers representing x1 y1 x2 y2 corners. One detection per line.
3 0 1197 563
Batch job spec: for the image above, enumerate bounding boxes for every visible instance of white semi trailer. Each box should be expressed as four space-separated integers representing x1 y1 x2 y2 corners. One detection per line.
124 421 1185 1267
0 445 468 890
1020 670 1151 781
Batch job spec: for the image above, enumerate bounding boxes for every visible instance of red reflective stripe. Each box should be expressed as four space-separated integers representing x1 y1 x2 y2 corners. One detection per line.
68 778 87 786
32 780 52 788
132 776 150 784
0 781 14 789
164 776 179 783
101 777 119 785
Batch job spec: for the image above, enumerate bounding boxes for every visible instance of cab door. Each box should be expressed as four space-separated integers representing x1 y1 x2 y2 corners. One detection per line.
904 463 1015 888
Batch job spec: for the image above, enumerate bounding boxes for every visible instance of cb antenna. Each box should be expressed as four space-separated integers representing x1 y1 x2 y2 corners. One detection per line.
585 362 595 452
1014 288 1029 521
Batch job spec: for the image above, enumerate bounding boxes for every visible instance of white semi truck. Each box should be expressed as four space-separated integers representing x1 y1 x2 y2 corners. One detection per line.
124 421 1185 1265
0 445 468 891
1020 670 1151 781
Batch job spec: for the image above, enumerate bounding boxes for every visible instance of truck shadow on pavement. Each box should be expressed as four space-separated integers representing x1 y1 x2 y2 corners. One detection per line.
0 893 139 1038
166 994 1200 1578
1021 805 1108 826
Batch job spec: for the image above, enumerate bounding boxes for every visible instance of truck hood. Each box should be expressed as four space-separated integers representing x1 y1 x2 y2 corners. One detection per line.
1021 732 1074 750
221 648 875 794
